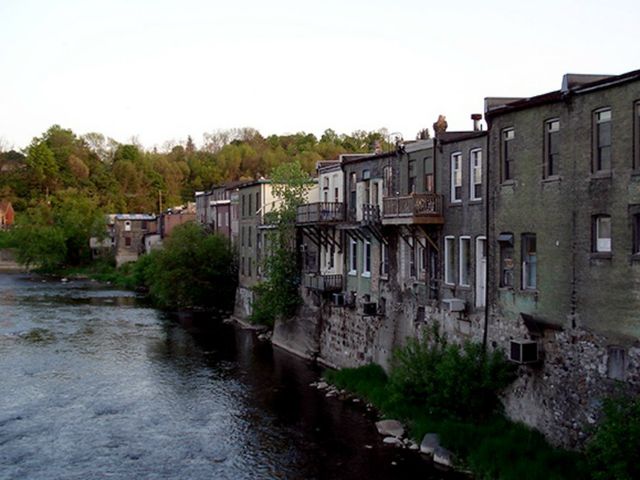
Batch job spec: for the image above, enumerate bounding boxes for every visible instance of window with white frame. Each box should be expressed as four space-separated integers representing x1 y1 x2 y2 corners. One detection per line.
521 233 537 290
349 238 358 274
363 240 371 277
444 236 456 285
451 153 462 202
544 119 560 178
593 215 612 253
470 149 482 200
502 128 515 181
459 237 471 287
593 109 612 172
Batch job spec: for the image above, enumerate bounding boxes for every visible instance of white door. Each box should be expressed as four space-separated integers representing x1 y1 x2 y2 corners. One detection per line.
475 237 487 308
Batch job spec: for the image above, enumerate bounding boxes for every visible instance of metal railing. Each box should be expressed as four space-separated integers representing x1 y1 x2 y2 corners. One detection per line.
346 204 381 224
296 202 345 224
303 273 343 292
382 193 443 218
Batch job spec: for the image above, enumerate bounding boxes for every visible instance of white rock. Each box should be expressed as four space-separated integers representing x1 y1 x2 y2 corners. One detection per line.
375 419 405 438
316 381 328 390
433 446 454 468
382 436 403 447
420 433 440 455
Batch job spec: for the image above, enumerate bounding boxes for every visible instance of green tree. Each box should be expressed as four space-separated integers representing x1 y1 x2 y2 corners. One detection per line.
250 160 312 326
139 223 237 310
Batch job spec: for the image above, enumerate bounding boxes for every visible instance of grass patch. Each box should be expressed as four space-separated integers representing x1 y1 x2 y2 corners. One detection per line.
323 364 586 479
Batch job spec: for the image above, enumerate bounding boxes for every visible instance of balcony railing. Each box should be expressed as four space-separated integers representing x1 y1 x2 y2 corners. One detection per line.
296 202 345 225
303 273 343 292
382 193 443 222
346 204 381 224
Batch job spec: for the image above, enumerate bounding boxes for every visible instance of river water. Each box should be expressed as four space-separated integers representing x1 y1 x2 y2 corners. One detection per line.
0 273 456 479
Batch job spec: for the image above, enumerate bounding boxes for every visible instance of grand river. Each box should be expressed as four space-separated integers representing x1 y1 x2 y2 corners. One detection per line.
0 273 456 479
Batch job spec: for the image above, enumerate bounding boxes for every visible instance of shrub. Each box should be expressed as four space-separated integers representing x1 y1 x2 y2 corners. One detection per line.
587 395 640 480
389 323 515 420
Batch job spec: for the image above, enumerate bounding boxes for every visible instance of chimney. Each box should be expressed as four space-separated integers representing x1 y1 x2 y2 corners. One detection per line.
471 113 482 131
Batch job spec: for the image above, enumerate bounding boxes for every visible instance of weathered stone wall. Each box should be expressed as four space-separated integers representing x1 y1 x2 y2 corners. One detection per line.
233 286 254 320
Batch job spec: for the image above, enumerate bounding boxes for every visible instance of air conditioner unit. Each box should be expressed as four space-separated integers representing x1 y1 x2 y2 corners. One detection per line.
509 340 539 364
362 302 377 316
442 298 466 312
332 293 345 307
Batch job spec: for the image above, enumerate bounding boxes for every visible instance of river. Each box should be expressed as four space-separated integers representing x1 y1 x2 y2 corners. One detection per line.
0 273 457 479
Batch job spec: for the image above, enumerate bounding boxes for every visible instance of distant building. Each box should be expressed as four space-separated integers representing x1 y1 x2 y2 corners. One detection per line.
0 200 15 230
113 214 158 266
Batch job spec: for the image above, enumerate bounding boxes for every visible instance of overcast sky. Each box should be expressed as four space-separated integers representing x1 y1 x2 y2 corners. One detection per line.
1 0 638 150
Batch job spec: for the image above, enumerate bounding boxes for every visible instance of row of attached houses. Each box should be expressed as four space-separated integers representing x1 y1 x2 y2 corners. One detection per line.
196 68 640 448
280 69 640 448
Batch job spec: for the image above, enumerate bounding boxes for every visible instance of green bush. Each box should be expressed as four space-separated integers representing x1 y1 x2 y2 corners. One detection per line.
389 323 515 420
587 395 640 480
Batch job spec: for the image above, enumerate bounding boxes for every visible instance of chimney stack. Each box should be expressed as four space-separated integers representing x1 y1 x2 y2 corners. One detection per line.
471 113 482 131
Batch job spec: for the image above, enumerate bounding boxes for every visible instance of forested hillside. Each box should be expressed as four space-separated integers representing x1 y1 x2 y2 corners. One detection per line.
0 125 394 213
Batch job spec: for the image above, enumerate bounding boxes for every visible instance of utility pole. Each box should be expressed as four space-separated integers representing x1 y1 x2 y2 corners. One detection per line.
158 190 163 213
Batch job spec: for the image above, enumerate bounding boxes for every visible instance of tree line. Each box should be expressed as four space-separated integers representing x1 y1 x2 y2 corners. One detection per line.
0 125 395 214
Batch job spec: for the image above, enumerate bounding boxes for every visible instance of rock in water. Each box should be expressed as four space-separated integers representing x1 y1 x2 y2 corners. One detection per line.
375 419 405 438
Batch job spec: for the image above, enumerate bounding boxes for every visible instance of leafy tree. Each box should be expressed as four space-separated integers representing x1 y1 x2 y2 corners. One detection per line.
138 223 237 310
250 160 312 326
587 395 640 480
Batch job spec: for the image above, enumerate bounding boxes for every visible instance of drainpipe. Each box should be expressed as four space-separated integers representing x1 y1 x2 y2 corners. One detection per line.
482 119 491 351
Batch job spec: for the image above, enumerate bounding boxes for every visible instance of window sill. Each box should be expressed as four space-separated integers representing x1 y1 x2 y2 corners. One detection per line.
348 271 357 276
519 288 538 295
591 252 612 260
468 198 482 204
501 180 516 187
590 171 612 180
542 175 562 184
450 200 462 206
361 272 371 278
631 253 640 262
443 282 456 288
380 275 389 281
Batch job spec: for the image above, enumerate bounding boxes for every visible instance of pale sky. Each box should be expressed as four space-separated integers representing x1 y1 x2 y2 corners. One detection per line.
1 0 638 151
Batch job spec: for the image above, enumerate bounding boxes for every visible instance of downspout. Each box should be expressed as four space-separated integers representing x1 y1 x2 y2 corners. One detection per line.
482 124 491 351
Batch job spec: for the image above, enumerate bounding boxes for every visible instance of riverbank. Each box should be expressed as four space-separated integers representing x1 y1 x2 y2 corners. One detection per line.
323 364 586 479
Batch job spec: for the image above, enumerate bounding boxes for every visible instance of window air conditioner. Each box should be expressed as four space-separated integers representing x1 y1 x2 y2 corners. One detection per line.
442 298 466 312
509 340 539 364
362 302 378 316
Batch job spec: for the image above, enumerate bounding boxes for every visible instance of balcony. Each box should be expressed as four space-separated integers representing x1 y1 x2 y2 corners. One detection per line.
303 273 343 292
382 193 444 225
296 202 345 225
346 204 381 224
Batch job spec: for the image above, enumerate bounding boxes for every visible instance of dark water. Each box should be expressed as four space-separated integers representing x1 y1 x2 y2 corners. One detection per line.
0 273 455 480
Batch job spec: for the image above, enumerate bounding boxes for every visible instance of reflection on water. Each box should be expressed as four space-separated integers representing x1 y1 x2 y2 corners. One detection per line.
0 274 456 479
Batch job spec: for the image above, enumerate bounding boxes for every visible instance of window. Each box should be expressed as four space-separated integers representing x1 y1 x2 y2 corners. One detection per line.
593 109 612 172
349 172 357 209
521 233 537 290
364 180 370 206
141 221 147 230
635 102 640 169
349 238 357 274
125 236 131 247
384 166 393 197
241 256 245 275
256 191 260 214
444 236 456 285
248 227 252 247
450 153 462 202
408 160 416 193
372 182 379 206
633 213 640 255
248 193 253 216
380 243 389 277
327 244 335 269
241 226 245 247
363 240 371 277
470 149 482 200
248 257 252 277
418 244 427 281
593 215 611 253
124 220 131 232
459 237 471 287
544 119 560 178
424 156 434 192
409 238 416 278
323 177 329 189
502 128 515 181
334 187 339 203
498 233 514 288
241 195 246 217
